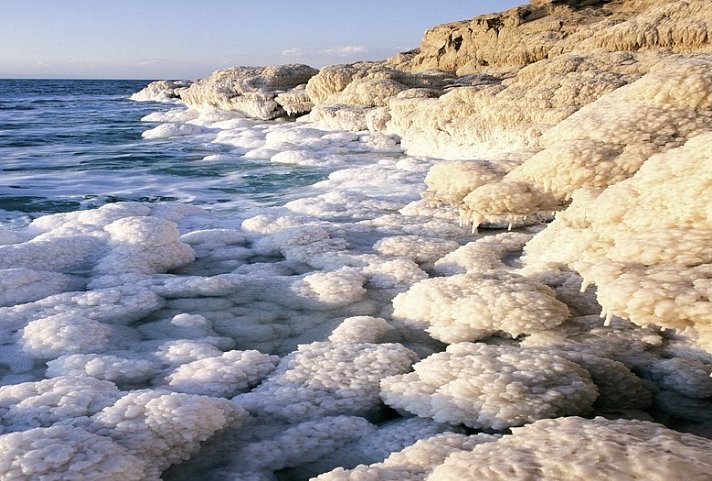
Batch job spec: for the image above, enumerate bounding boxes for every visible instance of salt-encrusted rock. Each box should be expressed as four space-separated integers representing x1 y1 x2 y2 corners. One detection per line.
305 63 454 106
380 342 597 430
433 231 533 276
523 133 712 352
388 51 654 160
301 104 371 132
461 55 712 227
422 160 508 208
178 64 318 119
275 84 313 116
388 0 711 160
392 271 569 343
427 416 712 481
130 79 189 102
648 357 712 399
235 341 418 421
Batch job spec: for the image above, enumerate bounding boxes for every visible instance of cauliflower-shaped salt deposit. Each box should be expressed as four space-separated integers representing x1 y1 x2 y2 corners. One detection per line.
298 417 462 478
392 271 569 342
421 160 507 208
46 354 160 385
380 342 597 430
328 316 398 344
524 133 712 352
20 314 114 358
96 216 195 274
165 349 279 397
373 235 460 265
86 390 244 478
236 341 418 421
288 267 367 310
427 416 712 481
433 231 533 276
0 376 122 433
0 268 82 307
0 426 148 481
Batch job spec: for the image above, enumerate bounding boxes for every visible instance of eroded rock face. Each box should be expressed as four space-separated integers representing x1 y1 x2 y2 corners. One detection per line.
178 64 318 120
402 0 610 75
305 62 455 106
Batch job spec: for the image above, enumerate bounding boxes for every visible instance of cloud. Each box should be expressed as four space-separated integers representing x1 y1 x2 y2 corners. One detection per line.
320 45 367 56
281 47 304 56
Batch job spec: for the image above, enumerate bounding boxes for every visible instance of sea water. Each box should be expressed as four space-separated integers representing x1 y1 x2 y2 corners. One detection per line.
0 79 340 222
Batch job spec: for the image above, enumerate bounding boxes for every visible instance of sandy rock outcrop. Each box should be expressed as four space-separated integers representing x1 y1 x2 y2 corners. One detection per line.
403 0 712 76
178 64 319 120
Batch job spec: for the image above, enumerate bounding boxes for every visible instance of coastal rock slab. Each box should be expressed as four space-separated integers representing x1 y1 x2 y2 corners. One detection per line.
178 64 318 119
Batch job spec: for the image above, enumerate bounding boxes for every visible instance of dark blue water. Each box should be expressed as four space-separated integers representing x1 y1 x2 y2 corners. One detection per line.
0 79 327 220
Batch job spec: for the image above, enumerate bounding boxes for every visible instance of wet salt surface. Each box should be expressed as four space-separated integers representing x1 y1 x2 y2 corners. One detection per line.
0 80 482 480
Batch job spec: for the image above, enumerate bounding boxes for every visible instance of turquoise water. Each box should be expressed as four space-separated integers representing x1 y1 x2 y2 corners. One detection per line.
0 79 329 220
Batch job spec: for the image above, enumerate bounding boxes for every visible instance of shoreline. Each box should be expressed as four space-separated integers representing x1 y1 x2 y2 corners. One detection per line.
2 0 712 479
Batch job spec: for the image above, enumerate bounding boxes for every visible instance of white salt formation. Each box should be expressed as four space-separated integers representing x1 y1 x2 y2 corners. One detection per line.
524 133 712 351
427 416 712 481
236 341 418 421
461 55 712 228
393 271 569 342
130 80 189 103
380 343 598 430
313 432 500 481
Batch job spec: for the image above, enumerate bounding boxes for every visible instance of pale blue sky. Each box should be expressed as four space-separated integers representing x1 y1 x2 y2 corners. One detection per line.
0 0 523 79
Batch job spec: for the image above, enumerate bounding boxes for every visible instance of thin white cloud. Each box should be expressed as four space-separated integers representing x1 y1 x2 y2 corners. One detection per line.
320 45 367 56
281 47 304 56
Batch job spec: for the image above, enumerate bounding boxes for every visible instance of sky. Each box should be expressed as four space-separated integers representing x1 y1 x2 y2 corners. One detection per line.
0 0 523 80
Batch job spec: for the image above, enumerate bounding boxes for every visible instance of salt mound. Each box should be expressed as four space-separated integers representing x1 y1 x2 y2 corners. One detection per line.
460 55 712 228
525 133 712 352
380 342 597 430
428 416 712 481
